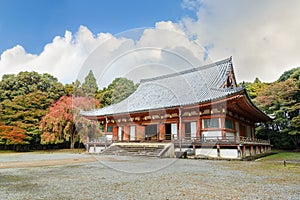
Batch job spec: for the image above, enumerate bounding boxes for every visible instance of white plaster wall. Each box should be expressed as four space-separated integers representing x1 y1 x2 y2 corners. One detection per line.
202 131 222 140
226 132 235 140
196 148 218 157
106 135 112 140
220 149 238 159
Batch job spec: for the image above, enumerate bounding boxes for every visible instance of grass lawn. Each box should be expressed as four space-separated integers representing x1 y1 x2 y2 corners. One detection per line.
216 150 300 179
258 151 300 161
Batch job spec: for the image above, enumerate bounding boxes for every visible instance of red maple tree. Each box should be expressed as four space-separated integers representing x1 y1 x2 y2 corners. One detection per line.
40 95 101 149
0 123 29 145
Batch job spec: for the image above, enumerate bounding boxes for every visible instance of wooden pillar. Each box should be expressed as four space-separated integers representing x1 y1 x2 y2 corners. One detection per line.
112 126 118 141
136 125 145 141
237 145 241 158
193 144 196 156
260 146 262 153
242 145 246 158
181 122 185 140
250 146 254 156
179 107 183 153
159 123 165 141
199 117 202 140
105 117 108 137
221 118 226 139
196 120 201 140
86 143 89 152
123 126 130 141
217 144 220 157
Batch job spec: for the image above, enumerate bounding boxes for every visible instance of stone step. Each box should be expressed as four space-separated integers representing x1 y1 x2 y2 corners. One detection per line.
100 143 168 157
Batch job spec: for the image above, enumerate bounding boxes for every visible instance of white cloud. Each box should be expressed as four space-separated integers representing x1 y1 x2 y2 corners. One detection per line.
1 23 206 86
0 26 113 84
75 22 209 87
0 45 37 71
181 0 300 82
2 1 298 86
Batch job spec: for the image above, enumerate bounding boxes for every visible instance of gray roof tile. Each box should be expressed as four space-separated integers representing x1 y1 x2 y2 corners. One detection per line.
82 57 244 116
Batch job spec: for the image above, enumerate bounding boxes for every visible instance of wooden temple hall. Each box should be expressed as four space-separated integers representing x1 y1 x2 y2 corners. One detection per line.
82 57 271 159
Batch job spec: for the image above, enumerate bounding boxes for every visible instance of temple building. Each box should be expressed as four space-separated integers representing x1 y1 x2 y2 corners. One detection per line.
82 57 271 159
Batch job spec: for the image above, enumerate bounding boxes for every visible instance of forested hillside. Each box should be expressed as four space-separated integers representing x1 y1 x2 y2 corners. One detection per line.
0 67 299 150
245 67 300 149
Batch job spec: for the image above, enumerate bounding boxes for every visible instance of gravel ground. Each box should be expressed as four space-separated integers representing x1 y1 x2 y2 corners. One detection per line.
0 153 89 162
0 153 299 200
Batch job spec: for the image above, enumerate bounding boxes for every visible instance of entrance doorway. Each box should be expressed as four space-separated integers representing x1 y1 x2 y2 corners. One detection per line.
165 124 172 140
145 124 158 141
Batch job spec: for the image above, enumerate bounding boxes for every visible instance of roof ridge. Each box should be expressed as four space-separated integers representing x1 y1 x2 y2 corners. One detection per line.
140 57 232 83
210 84 244 92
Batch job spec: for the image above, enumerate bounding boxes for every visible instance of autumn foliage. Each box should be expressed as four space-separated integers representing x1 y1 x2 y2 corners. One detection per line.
0 124 29 145
0 67 299 150
40 95 101 148
250 67 300 148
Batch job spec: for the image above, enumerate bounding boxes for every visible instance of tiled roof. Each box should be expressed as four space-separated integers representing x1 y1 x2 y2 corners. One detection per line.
82 57 245 117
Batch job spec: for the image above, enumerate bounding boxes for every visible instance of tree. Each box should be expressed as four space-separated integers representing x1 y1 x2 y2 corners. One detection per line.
0 71 65 101
97 77 138 107
40 95 101 149
0 71 66 145
254 69 300 148
81 70 98 97
288 68 300 146
0 91 51 144
65 80 85 96
278 67 300 82
0 123 29 145
245 78 268 99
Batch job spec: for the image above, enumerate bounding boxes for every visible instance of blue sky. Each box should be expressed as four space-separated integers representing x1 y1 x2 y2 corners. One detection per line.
0 0 299 84
0 0 193 54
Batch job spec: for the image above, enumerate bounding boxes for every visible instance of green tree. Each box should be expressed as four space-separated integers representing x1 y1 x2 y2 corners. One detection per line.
97 88 113 107
278 67 300 82
81 70 98 97
97 77 138 107
0 71 65 101
0 91 52 144
65 80 85 96
0 71 66 145
254 69 300 148
245 78 268 99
